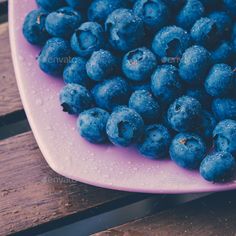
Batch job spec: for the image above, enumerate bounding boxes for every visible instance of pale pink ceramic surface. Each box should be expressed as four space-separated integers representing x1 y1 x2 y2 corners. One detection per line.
9 0 236 194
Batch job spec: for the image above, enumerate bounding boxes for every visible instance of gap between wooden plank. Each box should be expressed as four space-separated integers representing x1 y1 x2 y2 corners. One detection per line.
25 194 207 236
0 110 26 126
94 191 236 236
13 194 156 236
0 110 31 140
0 14 7 23
0 118 30 140
0 1 8 23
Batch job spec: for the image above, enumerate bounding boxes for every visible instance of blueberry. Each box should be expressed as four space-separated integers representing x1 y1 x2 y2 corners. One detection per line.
128 90 160 123
122 47 157 81
45 7 82 38
36 0 66 11
152 26 191 62
138 124 171 158
59 84 94 115
65 0 91 10
151 65 183 106
86 49 117 82
129 0 137 4
199 110 217 141
161 111 175 131
232 26 236 55
191 17 220 49
232 61 236 72
209 11 232 39
201 0 222 10
92 76 130 111
211 41 234 64
38 38 72 76
106 107 144 146
213 119 236 155
205 64 234 97
88 0 129 25
167 96 202 132
176 0 205 31
233 38 236 55
112 105 129 113
71 22 105 57
170 133 206 169
186 88 212 108
233 23 236 39
162 0 185 9
77 108 109 143
212 98 236 121
200 152 236 182
129 81 151 92
105 8 145 52
223 0 236 18
179 45 211 85
133 0 170 32
23 9 50 45
232 37 236 58
63 57 89 86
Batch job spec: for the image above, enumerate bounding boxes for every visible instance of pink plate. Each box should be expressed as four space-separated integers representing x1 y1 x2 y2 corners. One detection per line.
9 0 236 194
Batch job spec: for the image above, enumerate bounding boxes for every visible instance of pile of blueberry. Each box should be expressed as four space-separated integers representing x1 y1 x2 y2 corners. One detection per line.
23 0 236 183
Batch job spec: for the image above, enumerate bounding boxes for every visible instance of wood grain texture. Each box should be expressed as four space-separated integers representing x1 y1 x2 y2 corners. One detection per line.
95 191 236 236
0 23 23 117
0 132 130 235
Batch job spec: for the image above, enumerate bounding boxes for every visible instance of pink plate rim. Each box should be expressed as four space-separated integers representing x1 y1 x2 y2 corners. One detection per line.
9 0 236 194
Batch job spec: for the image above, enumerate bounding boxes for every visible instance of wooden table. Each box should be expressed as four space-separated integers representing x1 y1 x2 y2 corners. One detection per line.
1 2 236 236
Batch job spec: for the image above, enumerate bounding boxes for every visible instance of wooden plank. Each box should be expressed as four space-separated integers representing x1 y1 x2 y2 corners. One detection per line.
0 132 131 235
95 191 236 236
0 23 23 117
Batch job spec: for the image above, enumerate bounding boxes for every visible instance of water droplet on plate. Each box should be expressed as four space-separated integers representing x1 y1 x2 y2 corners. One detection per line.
36 98 43 106
18 55 25 61
46 125 53 131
